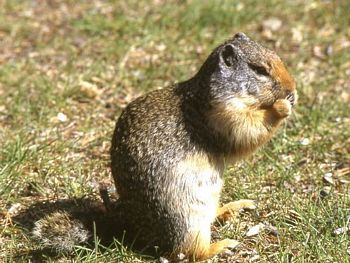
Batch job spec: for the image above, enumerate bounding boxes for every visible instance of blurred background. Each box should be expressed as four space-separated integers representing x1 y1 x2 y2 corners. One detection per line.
0 1 349 262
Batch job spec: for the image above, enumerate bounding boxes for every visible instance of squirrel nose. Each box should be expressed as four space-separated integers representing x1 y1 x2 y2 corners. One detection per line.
234 32 249 41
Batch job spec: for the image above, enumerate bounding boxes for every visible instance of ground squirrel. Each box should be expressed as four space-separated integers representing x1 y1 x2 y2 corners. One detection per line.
33 33 296 260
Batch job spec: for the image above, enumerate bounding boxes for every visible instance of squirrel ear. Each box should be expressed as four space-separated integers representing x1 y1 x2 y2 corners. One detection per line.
220 44 238 67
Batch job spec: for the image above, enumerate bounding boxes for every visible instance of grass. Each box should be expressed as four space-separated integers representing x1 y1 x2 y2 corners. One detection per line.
0 0 349 262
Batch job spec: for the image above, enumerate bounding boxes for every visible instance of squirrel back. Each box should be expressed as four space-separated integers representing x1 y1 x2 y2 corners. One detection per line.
33 33 296 260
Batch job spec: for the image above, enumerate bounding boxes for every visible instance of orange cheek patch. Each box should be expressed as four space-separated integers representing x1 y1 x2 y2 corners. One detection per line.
270 59 296 92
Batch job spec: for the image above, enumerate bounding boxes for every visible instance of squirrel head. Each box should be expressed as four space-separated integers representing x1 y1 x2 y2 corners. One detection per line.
195 32 296 109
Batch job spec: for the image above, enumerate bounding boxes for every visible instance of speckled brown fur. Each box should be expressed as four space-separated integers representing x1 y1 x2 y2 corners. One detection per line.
110 33 296 260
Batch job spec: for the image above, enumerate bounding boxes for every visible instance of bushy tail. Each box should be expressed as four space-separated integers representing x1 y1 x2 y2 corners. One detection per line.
30 196 128 254
32 211 91 253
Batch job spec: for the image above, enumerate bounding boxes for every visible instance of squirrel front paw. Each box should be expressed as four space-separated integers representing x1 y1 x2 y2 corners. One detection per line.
272 99 292 118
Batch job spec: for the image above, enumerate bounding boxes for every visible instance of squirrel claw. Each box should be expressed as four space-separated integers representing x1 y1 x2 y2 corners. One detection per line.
222 238 240 249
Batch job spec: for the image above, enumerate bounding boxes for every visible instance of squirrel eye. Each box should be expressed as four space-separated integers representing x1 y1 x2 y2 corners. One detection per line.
221 44 237 67
248 63 269 77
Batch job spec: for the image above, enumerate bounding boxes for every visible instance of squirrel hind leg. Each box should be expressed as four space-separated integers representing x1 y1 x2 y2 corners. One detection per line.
179 226 238 261
202 239 239 260
184 232 239 261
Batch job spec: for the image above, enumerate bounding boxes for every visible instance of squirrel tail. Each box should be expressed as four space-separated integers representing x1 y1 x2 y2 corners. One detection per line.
32 211 91 253
31 186 126 253
31 198 127 254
